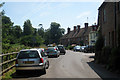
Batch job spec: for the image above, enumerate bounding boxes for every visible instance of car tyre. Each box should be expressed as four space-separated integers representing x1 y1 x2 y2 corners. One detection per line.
46 61 49 69
41 68 46 74
16 70 21 75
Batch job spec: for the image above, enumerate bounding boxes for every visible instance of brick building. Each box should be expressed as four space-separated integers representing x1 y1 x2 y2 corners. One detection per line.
89 25 98 46
98 2 120 48
60 23 98 46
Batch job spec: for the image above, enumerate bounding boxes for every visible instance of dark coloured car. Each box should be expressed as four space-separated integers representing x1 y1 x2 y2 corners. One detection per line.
57 45 66 55
45 47 60 57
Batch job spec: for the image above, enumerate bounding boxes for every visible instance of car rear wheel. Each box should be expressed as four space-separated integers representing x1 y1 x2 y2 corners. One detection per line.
41 68 46 74
16 70 22 75
46 61 49 69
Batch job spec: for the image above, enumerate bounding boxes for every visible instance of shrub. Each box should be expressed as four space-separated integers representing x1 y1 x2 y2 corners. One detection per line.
109 47 120 71
66 45 74 50
101 46 111 64
94 31 104 63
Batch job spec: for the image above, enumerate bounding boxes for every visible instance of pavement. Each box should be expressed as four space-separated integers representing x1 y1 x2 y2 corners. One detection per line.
12 50 120 80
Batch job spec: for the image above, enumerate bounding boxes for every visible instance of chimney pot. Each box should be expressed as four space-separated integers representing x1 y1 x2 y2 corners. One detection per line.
85 23 88 28
74 26 76 32
67 27 70 34
77 25 80 31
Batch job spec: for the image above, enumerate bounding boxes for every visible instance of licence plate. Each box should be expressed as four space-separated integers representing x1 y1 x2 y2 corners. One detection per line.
23 61 34 64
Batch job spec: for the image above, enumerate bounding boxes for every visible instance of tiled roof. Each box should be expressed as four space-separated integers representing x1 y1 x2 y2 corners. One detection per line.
84 27 91 36
67 31 74 38
76 28 85 38
72 29 80 38
61 26 92 39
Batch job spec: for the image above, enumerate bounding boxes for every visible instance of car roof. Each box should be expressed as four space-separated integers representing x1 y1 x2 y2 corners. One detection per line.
48 47 55 48
20 48 42 51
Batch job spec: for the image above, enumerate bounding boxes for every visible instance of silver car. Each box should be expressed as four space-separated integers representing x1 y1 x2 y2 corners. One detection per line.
15 48 49 74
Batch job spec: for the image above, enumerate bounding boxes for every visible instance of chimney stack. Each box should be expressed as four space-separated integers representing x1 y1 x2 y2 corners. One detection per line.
77 25 80 31
74 26 76 32
85 23 88 29
67 27 70 34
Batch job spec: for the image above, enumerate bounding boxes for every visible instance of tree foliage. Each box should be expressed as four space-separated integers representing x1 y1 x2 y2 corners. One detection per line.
44 22 65 44
2 15 65 52
23 19 34 36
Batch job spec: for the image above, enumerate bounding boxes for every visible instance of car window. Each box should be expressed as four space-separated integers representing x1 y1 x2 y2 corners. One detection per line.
45 48 55 52
76 46 80 48
41 50 45 57
18 51 40 59
58 46 63 49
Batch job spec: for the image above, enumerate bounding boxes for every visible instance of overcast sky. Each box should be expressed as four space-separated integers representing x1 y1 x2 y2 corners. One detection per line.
1 1 103 33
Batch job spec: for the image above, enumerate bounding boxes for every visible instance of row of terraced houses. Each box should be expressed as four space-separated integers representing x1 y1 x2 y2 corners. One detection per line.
60 1 120 47
60 23 98 46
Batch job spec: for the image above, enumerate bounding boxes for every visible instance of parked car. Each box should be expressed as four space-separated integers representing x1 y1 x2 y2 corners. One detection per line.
15 48 49 74
57 45 66 55
45 47 60 57
73 46 81 51
80 46 86 52
84 45 95 53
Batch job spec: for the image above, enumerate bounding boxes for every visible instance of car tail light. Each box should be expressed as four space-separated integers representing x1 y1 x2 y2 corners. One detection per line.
40 58 44 63
16 60 18 64
54 48 56 50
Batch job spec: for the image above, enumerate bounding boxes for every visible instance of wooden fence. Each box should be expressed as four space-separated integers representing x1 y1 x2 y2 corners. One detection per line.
0 52 18 76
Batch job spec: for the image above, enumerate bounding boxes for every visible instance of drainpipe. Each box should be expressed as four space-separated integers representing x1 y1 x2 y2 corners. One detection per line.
114 2 117 47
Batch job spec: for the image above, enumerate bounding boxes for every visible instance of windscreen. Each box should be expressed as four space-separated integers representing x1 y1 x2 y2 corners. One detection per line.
76 46 80 48
45 48 55 52
18 51 40 59
58 46 63 49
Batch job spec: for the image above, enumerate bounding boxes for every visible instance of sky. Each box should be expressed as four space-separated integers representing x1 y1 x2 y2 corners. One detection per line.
1 1 103 33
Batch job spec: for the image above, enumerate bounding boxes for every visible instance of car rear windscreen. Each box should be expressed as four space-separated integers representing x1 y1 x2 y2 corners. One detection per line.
45 48 55 52
58 46 63 49
18 51 40 59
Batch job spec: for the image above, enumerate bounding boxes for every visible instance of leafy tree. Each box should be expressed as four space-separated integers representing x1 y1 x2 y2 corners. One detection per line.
2 16 13 43
13 25 22 38
44 22 65 45
0 2 5 8
0 2 5 15
49 22 65 44
38 27 44 38
60 28 65 35
23 19 34 35
44 29 50 45
33 28 38 36
20 35 43 47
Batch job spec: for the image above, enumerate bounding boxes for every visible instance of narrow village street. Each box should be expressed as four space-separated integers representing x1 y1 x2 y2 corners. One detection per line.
12 50 120 80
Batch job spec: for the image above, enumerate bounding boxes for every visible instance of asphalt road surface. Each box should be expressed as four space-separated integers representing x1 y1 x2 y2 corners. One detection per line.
12 50 120 80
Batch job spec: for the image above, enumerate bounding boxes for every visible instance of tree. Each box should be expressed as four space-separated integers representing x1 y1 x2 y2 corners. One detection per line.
13 25 22 38
44 29 50 45
45 22 65 44
20 35 43 47
0 2 5 15
38 27 44 38
2 16 13 43
0 2 5 7
23 19 34 36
